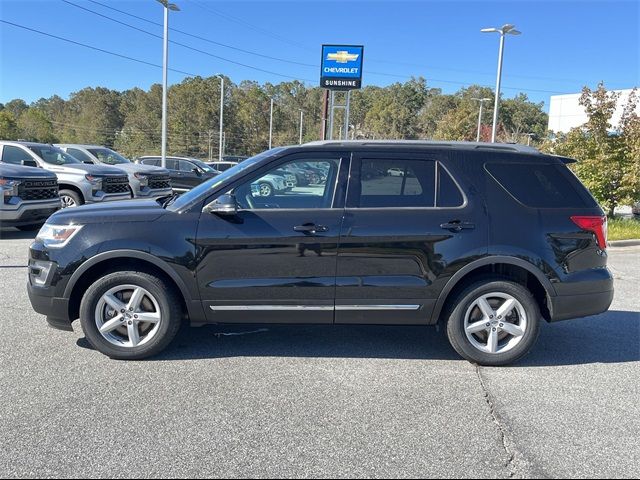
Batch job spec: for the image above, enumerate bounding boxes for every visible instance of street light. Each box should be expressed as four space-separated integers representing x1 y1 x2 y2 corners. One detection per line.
269 97 274 149
155 0 180 168
481 23 521 143
471 97 491 142
215 74 224 161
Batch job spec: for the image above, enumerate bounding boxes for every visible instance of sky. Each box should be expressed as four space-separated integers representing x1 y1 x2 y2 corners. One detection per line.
0 0 638 110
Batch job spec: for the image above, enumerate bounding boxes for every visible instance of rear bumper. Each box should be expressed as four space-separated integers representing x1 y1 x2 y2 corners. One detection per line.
549 268 614 321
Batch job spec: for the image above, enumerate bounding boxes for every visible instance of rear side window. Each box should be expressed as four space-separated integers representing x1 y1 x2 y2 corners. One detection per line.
437 164 465 207
357 159 434 207
486 163 593 208
1 145 32 165
141 158 160 167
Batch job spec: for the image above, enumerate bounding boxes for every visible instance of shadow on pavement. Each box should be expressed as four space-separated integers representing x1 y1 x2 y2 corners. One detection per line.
77 310 640 365
0 228 38 240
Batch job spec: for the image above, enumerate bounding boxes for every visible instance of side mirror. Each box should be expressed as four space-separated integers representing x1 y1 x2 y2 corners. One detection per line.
204 194 238 216
193 167 203 176
21 159 39 168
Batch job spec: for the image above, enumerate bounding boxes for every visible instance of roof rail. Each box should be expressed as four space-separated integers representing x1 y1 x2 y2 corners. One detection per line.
303 139 541 154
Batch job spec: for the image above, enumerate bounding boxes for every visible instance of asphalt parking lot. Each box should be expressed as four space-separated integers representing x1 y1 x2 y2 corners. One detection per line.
0 229 638 478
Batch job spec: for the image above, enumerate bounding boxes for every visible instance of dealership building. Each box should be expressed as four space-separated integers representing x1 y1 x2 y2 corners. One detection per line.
548 88 639 133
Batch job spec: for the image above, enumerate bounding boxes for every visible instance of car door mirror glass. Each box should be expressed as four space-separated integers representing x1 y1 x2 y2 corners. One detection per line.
204 194 238 215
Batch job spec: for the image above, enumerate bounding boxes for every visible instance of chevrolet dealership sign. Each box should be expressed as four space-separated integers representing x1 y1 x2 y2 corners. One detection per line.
321 45 364 90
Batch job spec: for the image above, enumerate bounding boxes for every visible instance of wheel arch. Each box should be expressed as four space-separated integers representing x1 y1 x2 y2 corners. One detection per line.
432 256 557 324
64 250 203 324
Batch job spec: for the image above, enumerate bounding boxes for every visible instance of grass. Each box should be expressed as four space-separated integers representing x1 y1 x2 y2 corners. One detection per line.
608 217 640 241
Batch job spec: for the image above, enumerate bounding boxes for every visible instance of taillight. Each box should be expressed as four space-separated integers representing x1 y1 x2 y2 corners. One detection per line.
571 215 608 250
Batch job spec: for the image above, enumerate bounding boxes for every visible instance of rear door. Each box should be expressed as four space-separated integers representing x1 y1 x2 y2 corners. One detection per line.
335 150 488 325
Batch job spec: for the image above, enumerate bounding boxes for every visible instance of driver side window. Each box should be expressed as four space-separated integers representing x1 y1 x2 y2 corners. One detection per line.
234 158 339 210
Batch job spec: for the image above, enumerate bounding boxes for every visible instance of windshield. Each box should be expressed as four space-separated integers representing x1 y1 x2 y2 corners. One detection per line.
189 158 216 173
88 148 131 165
167 148 286 212
28 145 81 165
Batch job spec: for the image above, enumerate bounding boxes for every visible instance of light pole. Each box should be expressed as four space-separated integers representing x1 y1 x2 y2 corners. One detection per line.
156 0 180 168
472 97 491 142
481 23 521 143
269 97 274 149
524 133 535 146
298 109 304 144
215 74 224 161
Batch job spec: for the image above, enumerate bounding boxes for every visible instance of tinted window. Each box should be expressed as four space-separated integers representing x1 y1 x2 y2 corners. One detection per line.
88 148 130 165
1 145 33 165
179 160 196 172
356 159 435 208
486 163 589 208
437 164 464 207
234 158 339 210
165 159 179 170
67 148 93 163
28 145 80 165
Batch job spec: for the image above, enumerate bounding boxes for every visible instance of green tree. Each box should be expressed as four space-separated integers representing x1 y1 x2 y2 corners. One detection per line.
0 110 19 140
17 108 57 143
544 83 640 216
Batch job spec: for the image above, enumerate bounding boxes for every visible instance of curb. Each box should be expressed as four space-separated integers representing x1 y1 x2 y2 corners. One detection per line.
608 239 640 247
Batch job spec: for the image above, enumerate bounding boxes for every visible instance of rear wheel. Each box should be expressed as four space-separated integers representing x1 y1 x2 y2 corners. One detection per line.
258 182 273 197
79 271 182 360
59 189 83 208
445 278 541 366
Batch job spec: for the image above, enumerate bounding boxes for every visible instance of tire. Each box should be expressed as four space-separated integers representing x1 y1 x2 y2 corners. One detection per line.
79 271 183 360
258 182 273 197
16 224 43 231
59 189 83 208
445 277 541 366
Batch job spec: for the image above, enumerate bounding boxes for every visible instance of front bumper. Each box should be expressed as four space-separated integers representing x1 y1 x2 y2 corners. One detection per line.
0 199 61 226
87 191 131 203
27 281 73 331
134 186 173 198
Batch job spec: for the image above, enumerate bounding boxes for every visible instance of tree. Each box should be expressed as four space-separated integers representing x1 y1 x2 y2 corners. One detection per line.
544 83 640 216
0 110 19 140
17 108 57 143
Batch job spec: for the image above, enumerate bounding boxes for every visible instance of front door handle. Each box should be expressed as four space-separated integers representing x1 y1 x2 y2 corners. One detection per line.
294 223 329 234
440 220 475 232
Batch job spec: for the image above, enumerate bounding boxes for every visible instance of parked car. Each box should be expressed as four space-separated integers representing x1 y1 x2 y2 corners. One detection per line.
137 156 219 191
206 161 238 172
27 141 613 365
0 163 61 230
56 145 172 199
0 141 130 208
251 173 288 197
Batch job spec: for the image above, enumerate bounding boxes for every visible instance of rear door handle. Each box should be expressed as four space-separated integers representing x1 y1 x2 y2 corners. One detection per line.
440 221 475 232
294 223 329 234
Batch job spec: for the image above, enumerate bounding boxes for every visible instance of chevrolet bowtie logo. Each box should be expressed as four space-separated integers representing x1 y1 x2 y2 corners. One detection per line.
327 51 359 63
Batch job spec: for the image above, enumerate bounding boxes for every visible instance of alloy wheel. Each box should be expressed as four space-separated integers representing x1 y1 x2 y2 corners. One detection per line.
94 284 162 348
463 292 527 354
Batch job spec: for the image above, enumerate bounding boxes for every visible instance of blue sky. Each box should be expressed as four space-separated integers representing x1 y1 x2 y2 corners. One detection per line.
1 0 638 110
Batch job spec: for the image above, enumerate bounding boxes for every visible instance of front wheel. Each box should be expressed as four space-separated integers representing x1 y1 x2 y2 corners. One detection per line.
445 278 541 366
59 189 83 208
258 182 273 197
79 271 183 360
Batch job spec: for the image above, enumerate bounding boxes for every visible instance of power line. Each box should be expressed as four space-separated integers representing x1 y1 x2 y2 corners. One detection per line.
0 19 198 77
61 0 315 83
86 0 316 69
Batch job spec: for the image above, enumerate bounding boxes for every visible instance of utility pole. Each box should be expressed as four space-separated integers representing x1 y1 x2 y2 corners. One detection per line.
472 97 491 142
299 109 304 144
269 97 274 149
217 75 224 161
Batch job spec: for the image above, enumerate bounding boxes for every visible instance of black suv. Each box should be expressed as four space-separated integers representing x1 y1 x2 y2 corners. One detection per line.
27 141 613 365
136 156 219 191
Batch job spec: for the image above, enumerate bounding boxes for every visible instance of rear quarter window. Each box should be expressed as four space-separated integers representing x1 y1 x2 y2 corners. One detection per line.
485 162 596 208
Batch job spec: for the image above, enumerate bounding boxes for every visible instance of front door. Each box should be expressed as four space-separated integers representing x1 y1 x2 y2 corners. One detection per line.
335 150 487 325
195 152 349 324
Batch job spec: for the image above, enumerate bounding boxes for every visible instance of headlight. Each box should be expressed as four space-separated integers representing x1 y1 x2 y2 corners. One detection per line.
134 172 149 186
0 177 21 197
85 175 103 191
36 224 83 248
